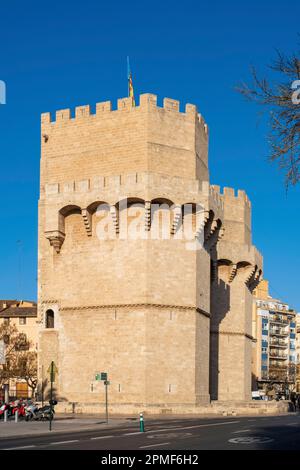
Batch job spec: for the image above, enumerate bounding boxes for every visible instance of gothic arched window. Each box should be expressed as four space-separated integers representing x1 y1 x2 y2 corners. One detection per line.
45 310 55 329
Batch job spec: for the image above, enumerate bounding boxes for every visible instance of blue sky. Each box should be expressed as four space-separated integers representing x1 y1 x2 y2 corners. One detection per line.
0 0 299 309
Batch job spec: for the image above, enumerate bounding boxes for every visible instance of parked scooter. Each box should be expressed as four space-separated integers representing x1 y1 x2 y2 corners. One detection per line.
11 403 26 419
25 403 39 421
34 400 57 421
0 403 12 419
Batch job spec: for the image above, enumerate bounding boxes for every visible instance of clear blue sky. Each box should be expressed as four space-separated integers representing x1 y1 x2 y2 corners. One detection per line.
0 0 299 310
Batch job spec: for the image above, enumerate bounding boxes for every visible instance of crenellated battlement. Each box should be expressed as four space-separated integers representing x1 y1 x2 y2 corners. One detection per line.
41 93 208 135
41 172 210 210
210 185 251 208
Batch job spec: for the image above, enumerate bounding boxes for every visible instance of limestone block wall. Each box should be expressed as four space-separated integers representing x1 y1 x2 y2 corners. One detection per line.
38 94 213 407
40 94 209 192
209 187 263 401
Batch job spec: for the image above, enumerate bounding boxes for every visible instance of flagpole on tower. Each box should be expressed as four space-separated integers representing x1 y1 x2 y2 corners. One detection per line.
127 56 135 106
127 56 130 98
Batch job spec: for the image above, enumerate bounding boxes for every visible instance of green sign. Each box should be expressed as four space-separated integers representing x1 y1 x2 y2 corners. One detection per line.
95 372 107 381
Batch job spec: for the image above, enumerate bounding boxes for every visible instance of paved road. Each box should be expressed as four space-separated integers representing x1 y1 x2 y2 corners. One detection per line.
1 414 300 450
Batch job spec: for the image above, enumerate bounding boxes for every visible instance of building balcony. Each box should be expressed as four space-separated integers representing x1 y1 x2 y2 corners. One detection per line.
269 362 288 369
269 352 287 360
269 341 287 348
269 329 289 337
270 318 289 325
268 374 288 382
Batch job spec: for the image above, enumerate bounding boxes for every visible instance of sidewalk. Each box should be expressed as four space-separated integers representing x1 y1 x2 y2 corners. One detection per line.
0 416 132 440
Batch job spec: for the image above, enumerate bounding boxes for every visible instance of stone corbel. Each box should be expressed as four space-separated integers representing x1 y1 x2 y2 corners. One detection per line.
204 220 223 252
110 205 119 234
228 264 238 283
245 265 257 287
144 201 151 231
170 205 182 235
82 209 92 237
45 230 65 254
248 269 262 292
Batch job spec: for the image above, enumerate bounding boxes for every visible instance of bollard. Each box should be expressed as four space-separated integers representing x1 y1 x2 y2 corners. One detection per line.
4 410 8 422
139 412 145 432
15 410 19 423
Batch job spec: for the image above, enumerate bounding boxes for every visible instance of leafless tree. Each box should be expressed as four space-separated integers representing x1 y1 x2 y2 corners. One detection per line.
237 49 300 187
0 323 37 395
15 352 38 396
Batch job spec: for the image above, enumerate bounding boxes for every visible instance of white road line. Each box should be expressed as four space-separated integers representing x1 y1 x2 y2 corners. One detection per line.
90 435 114 440
147 420 239 434
4 445 36 450
50 440 79 446
232 429 251 433
140 442 170 449
123 431 143 436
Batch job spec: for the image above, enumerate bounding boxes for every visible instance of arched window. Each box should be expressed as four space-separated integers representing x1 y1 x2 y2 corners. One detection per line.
45 310 55 329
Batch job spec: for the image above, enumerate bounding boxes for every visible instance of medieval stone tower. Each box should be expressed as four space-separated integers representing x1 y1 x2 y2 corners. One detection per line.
38 94 262 412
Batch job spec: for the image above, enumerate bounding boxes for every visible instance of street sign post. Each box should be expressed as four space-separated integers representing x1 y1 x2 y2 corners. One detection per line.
95 371 109 423
104 380 110 424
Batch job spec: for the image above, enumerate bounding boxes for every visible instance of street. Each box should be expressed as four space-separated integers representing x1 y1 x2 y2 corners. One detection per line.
1 414 300 450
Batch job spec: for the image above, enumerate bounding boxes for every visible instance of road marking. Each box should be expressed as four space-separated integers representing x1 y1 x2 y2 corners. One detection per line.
4 445 36 450
123 431 142 436
229 436 274 444
147 420 239 434
140 442 170 449
147 432 192 440
232 429 251 433
50 440 79 446
90 435 114 440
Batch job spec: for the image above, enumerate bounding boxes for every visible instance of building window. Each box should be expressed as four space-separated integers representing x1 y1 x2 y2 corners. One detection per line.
19 317 27 325
45 310 55 329
4 317 9 325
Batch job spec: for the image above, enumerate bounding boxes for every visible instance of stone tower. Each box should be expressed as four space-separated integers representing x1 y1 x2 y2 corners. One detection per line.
38 94 262 412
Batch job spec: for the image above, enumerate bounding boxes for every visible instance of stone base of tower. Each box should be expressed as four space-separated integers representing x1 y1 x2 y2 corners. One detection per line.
53 399 289 416
38 305 211 408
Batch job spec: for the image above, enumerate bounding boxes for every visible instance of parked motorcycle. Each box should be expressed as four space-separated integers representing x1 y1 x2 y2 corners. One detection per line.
25 403 39 421
11 403 26 419
0 403 13 419
33 400 57 421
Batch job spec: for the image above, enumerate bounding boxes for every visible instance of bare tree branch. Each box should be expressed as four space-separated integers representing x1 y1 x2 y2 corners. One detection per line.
237 48 300 186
